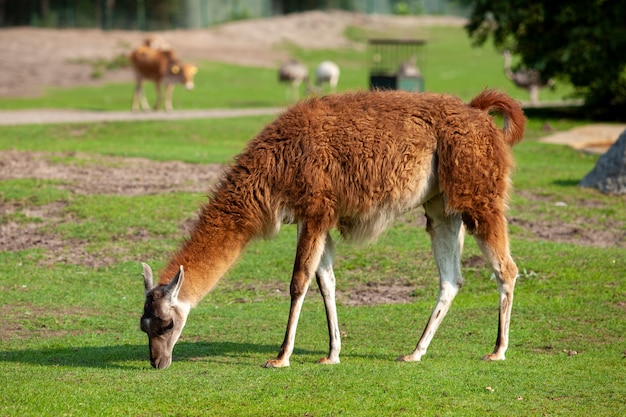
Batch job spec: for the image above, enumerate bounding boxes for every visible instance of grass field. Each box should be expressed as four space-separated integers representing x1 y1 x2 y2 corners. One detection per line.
1 21 625 417
0 25 572 111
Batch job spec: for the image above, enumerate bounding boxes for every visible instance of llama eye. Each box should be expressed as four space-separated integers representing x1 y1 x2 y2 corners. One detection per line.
140 318 150 333
157 320 174 335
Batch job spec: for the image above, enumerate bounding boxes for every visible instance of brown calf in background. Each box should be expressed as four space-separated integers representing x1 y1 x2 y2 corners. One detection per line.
129 39 197 112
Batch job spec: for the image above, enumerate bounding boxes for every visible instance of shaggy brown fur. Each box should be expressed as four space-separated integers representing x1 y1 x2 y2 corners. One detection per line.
141 89 526 369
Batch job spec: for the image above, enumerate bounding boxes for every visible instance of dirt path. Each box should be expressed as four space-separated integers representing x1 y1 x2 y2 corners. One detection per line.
0 107 282 125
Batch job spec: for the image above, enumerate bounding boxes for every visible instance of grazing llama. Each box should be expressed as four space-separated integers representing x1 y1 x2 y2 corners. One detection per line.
140 89 526 370
278 59 309 101
315 61 340 94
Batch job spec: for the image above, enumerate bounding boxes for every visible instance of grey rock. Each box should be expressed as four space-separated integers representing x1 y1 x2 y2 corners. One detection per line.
579 130 626 194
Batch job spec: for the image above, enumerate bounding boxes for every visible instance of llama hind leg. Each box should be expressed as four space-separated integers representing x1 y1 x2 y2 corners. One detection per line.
315 233 341 365
398 195 464 362
473 213 518 361
264 222 328 368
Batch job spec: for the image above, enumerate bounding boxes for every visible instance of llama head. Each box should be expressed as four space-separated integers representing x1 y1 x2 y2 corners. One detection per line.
140 263 190 369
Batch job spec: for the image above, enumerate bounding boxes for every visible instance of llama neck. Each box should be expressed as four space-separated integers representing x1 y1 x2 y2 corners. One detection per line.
158 202 256 306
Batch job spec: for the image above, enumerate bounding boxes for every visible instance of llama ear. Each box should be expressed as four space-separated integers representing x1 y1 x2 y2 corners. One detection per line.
164 265 185 302
142 263 154 292
171 65 180 74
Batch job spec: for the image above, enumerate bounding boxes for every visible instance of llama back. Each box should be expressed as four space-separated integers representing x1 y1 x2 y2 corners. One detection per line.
214 90 524 242
223 91 449 241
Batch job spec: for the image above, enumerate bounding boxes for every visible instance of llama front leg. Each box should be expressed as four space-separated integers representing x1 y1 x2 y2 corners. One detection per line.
398 196 464 362
475 214 518 361
315 233 341 365
264 222 327 368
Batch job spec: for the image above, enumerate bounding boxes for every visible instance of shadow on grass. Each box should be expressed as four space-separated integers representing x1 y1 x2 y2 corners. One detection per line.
0 341 299 370
554 179 583 187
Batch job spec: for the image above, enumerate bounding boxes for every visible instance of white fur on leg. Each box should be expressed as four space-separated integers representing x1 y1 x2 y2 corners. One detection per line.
316 234 341 364
399 197 464 362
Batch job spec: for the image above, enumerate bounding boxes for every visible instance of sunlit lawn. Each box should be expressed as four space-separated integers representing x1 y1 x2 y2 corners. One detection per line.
0 19 623 417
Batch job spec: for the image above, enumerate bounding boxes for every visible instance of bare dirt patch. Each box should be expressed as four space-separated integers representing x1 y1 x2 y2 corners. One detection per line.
509 216 626 248
338 279 420 306
0 150 224 195
540 124 626 154
0 150 223 268
511 190 626 248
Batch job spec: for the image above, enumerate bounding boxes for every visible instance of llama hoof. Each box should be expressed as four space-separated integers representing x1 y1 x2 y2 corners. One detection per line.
395 355 421 362
316 357 340 365
482 353 505 361
263 359 289 368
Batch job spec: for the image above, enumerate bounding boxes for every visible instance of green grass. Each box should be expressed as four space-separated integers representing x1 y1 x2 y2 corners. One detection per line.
1 21 624 417
1 113 625 416
0 25 572 112
0 62 288 111
0 116 274 163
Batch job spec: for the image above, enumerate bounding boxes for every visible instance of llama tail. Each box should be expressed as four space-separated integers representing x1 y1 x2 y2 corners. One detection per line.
469 89 526 146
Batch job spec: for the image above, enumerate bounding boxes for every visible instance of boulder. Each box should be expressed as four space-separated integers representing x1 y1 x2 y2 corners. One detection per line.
579 129 626 194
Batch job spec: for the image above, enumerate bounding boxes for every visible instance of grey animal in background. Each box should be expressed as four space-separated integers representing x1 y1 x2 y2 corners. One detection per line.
278 59 309 101
503 50 553 105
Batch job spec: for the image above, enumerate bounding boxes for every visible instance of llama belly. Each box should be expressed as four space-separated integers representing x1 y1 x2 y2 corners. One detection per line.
337 158 439 244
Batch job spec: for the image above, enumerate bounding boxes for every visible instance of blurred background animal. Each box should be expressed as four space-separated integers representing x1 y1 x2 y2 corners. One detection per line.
397 56 421 78
129 38 197 111
502 50 553 105
314 61 340 94
278 59 309 102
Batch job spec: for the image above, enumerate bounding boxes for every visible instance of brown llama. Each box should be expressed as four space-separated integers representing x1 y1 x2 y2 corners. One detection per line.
140 89 526 369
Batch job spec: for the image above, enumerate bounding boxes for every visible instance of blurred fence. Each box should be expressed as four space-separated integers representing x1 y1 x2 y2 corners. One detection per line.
0 0 467 29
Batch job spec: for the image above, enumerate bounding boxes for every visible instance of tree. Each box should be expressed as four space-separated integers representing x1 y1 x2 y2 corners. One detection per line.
462 0 626 117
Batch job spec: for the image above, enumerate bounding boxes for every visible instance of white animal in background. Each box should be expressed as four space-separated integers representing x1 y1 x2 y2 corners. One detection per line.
278 59 309 102
315 61 340 94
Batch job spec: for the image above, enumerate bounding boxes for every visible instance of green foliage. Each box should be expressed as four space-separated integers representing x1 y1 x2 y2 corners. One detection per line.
463 0 626 117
